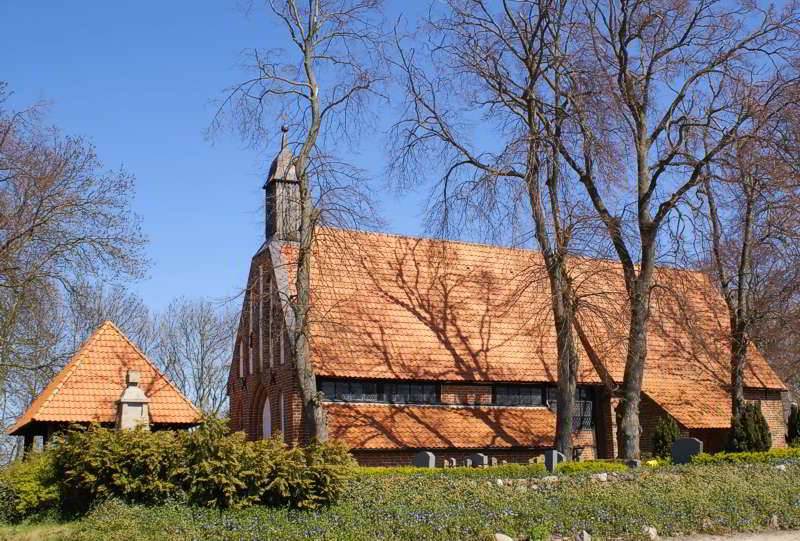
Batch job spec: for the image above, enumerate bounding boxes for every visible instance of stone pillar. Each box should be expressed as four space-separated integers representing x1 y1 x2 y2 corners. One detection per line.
116 370 150 430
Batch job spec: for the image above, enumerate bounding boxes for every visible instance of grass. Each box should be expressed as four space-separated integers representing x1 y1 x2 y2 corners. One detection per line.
4 461 796 541
0 522 74 541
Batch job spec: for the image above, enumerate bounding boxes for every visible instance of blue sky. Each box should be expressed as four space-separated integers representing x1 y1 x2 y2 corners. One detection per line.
1 1 428 310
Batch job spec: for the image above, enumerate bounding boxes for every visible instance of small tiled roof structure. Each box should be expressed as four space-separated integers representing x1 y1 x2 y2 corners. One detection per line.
8 321 200 437
276 228 785 447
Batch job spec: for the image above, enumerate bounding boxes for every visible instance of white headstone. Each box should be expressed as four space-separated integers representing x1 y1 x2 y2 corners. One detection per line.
544 449 566 472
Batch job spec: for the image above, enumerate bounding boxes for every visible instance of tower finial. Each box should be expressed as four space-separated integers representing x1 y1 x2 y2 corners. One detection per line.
280 125 289 149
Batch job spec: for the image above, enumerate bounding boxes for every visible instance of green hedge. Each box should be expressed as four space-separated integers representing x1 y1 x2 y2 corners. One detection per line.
0 418 354 522
692 446 800 465
63 462 800 541
357 459 631 478
0 452 59 523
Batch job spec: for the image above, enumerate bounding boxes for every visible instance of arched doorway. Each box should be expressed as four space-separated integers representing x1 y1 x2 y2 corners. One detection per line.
262 397 272 439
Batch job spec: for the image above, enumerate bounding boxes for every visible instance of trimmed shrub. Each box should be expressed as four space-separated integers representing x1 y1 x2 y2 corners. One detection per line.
652 416 680 459
692 446 800 465
788 404 800 445
52 417 354 513
556 459 629 474
55 425 183 513
728 402 772 452
0 452 60 523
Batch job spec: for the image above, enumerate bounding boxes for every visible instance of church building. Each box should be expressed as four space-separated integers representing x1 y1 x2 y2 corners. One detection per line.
227 137 788 466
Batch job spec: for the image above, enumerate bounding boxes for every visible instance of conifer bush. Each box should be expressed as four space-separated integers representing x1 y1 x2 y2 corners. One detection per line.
788 404 800 445
0 452 59 523
652 416 680 459
728 402 772 452
51 418 354 513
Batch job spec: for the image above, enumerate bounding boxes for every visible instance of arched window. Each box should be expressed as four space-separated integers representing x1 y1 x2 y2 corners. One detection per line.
262 397 272 439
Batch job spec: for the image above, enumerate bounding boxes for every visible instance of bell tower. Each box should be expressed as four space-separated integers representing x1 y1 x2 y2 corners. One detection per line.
263 126 300 241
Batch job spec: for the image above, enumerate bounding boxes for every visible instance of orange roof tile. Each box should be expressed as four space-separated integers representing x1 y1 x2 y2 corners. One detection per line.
277 228 785 430
9 321 201 435
325 402 556 449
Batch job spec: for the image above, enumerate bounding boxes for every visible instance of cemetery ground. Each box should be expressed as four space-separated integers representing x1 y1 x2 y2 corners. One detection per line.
2 457 800 541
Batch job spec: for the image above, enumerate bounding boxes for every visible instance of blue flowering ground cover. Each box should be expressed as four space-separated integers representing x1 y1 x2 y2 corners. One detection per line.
48 461 800 541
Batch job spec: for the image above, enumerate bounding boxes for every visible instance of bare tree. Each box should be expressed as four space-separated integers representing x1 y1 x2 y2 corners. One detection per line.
700 87 800 423
0 83 147 380
551 0 800 458
390 0 599 459
217 0 385 440
153 298 237 416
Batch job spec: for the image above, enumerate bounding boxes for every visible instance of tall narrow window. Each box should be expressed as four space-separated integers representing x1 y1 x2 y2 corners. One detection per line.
262 397 271 439
279 392 286 439
238 340 244 378
258 265 264 371
269 279 274 368
280 326 285 365
248 281 254 375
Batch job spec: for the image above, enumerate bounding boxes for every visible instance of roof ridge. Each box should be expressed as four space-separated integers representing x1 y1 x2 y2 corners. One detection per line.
102 321 201 417
314 226 708 277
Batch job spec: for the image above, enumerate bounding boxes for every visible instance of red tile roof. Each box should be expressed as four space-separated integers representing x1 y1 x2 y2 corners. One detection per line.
9 321 200 435
325 402 556 449
278 229 785 431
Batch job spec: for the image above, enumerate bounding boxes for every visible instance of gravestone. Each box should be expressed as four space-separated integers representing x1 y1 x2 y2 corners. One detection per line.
413 451 436 468
671 437 703 465
465 458 473 467
469 453 488 467
490 457 499 467
448 458 457 467
544 450 566 473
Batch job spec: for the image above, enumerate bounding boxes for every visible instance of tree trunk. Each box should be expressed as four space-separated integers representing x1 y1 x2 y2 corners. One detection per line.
525 154 579 460
294 185 327 442
617 246 655 459
730 318 748 419
553 276 579 460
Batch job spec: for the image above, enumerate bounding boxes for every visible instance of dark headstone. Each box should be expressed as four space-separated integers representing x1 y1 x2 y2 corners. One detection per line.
469 452 488 467
544 449 566 473
625 459 641 469
671 437 703 465
413 450 435 468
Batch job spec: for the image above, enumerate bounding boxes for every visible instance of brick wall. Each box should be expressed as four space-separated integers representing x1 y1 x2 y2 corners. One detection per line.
440 384 492 405
745 388 787 448
228 248 306 445
573 429 597 460
639 394 689 457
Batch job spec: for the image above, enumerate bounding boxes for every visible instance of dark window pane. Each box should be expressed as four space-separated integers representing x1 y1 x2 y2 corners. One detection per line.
321 381 336 400
362 381 379 402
